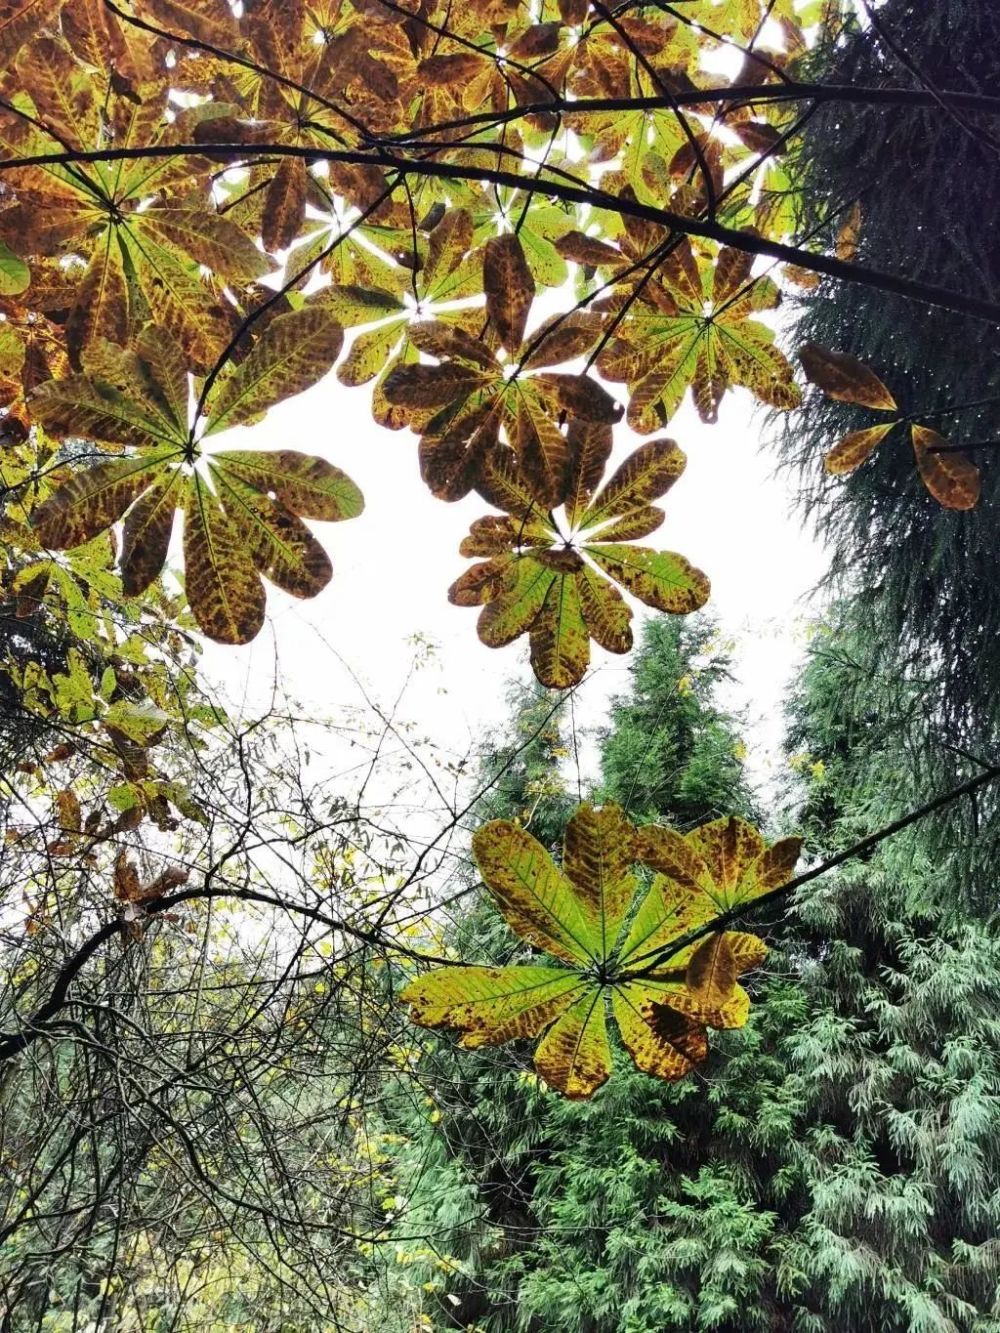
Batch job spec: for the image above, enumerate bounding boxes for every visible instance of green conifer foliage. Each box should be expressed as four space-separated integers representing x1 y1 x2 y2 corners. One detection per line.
597 617 755 828
379 612 1000 1330
378 620 798 1330
778 1 1000 734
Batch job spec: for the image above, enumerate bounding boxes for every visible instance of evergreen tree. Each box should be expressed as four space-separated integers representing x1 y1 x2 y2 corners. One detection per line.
751 620 1000 1333
597 616 755 829
379 613 1000 1331
377 619 804 1331
777 1 1000 736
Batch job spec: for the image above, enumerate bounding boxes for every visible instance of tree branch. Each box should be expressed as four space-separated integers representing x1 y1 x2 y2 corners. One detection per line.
4 141 1000 323
628 760 1000 976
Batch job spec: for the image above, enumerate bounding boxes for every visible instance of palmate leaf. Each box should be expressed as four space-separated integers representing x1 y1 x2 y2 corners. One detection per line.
800 345 982 509
28 315 361 643
449 438 709 688
401 804 792 1099
0 65 269 370
596 239 801 431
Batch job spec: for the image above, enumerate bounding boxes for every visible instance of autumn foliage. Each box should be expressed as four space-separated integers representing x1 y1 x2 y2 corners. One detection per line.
0 0 991 1100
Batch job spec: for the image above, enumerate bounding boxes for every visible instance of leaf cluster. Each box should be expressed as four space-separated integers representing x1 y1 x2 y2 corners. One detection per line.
402 804 801 1097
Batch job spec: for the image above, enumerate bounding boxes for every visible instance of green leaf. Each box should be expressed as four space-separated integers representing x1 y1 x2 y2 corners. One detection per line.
310 283 405 328
581 439 686 528
475 556 556 647
0 239 29 295
211 450 364 521
212 464 333 599
206 307 344 433
472 819 603 967
561 804 637 958
400 965 584 1046
528 571 590 689
103 699 171 745
586 544 710 614
452 439 708 687
182 474 265 645
533 986 612 1099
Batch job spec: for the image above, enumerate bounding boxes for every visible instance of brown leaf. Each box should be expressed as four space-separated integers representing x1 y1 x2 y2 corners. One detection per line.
558 0 589 22
732 121 786 156
422 208 474 289
65 233 129 370
533 371 622 423
577 567 632 654
408 321 494 368
483 233 535 354
564 420 613 527
135 0 238 45
114 852 141 902
0 0 60 73
835 201 861 262
476 445 542 520
418 52 485 86
516 313 603 370
121 470 180 596
54 788 81 834
140 208 272 286
419 404 501 501
382 362 486 410
554 231 622 268
459 514 549 557
799 343 897 411
212 450 364 522
448 553 515 607
32 456 166 550
507 22 561 59
262 156 309 254
207 307 344 431
824 422 894 476
512 399 569 508
183 475 265 645
911 424 981 511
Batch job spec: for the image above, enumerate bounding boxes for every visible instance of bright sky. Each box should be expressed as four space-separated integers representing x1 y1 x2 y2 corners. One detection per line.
197 365 829 803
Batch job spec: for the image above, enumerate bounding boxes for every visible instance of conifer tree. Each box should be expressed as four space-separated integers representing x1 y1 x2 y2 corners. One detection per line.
380 611 1000 1331
778 1 1000 735
378 620 805 1331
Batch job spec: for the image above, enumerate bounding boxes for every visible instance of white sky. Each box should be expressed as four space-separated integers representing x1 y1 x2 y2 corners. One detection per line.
196 367 829 803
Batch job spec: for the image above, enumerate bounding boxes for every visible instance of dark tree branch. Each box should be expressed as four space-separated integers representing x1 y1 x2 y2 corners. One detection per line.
4 142 1000 323
629 761 1000 976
